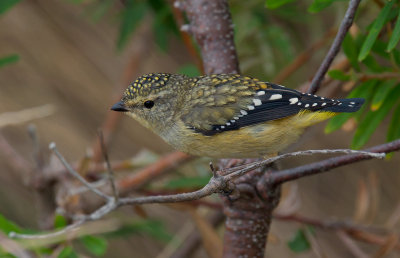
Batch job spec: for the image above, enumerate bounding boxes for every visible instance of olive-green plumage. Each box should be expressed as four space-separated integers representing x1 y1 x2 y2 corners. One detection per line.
111 73 364 158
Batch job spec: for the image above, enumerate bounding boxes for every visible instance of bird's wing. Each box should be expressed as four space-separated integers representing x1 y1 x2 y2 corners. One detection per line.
180 75 352 136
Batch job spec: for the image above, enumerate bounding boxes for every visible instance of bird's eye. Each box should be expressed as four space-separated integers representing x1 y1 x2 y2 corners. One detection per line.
144 100 154 109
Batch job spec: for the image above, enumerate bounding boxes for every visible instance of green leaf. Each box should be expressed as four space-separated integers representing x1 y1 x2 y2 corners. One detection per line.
117 1 148 51
287 229 310 253
362 55 390 73
342 34 360 71
387 9 400 52
105 220 172 242
387 103 400 141
308 0 344 13
153 13 169 52
0 214 22 234
58 246 78 258
325 80 377 133
0 0 20 15
371 80 397 111
358 0 395 61
0 54 19 68
81 236 107 256
265 0 295 9
177 64 201 77
164 176 211 190
327 69 350 81
352 84 400 149
54 214 67 229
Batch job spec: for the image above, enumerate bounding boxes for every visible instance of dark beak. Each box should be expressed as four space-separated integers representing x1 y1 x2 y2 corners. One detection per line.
111 101 128 112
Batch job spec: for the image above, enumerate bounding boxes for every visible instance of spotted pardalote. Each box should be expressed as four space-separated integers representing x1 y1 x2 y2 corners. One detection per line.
111 73 364 158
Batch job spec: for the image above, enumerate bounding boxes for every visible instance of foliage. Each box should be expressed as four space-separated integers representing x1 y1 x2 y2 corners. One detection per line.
326 0 400 149
287 228 311 253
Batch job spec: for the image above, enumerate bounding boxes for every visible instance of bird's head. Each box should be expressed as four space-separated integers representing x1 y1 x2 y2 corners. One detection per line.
111 73 187 132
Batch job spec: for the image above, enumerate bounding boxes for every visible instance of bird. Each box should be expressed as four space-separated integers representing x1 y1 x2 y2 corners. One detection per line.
111 73 364 158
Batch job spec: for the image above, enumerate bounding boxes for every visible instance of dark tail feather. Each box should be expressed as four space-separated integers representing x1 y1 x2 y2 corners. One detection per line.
322 98 365 113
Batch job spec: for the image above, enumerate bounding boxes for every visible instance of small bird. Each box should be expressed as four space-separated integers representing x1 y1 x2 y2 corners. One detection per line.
111 73 364 158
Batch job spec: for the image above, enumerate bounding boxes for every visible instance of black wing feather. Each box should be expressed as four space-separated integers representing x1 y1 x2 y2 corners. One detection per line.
196 83 364 136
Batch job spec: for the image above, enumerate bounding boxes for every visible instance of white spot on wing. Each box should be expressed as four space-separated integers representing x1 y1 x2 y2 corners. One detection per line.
269 94 282 100
253 99 262 106
297 102 302 106
240 110 248 116
312 103 317 107
305 104 310 107
234 116 239 120
257 91 265 96
322 103 326 106
289 97 298 104
350 102 355 104
221 126 225 129
248 105 255 110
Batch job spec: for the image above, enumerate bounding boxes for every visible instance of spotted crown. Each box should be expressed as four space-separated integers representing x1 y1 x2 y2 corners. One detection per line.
124 73 171 98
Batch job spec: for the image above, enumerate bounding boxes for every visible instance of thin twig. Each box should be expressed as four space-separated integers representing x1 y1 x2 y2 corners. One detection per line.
270 139 400 184
49 142 110 201
98 130 119 201
223 149 384 181
9 146 387 240
307 0 361 94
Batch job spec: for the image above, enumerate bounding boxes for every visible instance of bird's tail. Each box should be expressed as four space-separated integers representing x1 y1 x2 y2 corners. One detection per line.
321 98 365 113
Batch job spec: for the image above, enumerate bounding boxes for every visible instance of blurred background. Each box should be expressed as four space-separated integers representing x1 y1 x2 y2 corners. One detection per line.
1 0 400 257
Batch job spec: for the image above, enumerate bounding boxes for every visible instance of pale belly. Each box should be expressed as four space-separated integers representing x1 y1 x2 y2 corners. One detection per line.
162 119 304 158
158 111 334 158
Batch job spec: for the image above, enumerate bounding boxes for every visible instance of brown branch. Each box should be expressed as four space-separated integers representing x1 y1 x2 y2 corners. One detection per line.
170 0 204 73
276 214 400 252
307 0 361 94
182 0 240 74
269 139 400 184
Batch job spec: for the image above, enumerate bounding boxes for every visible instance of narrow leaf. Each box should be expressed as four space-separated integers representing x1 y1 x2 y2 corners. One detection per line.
265 0 296 9
54 214 67 229
308 0 341 13
81 236 108 256
358 1 395 61
177 64 201 77
0 0 20 15
371 80 397 111
325 80 377 133
58 246 78 258
327 69 350 81
117 1 148 51
287 229 310 253
387 9 400 52
352 85 400 149
342 34 360 71
387 103 400 141
0 214 22 234
0 54 19 67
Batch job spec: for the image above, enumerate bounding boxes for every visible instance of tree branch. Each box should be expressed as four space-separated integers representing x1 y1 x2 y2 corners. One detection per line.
9 146 384 240
270 139 400 184
307 0 361 94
